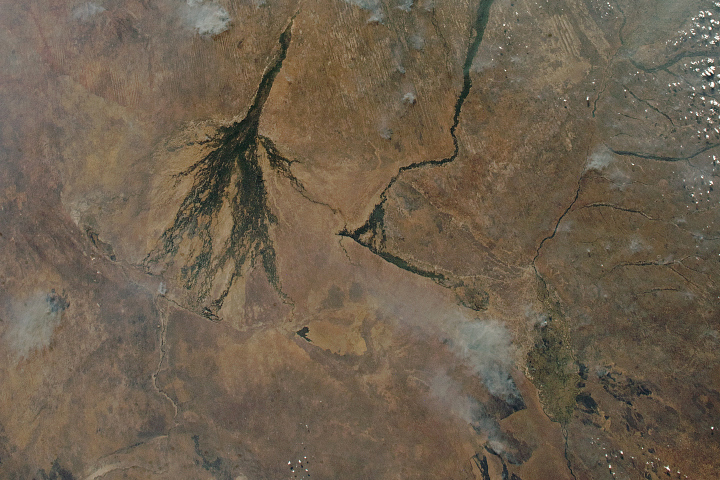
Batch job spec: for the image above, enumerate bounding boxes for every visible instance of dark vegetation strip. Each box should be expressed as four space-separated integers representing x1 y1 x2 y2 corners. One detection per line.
144 21 294 318
340 0 496 279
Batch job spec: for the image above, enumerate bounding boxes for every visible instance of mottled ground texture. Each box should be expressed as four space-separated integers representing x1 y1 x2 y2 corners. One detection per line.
1 0 719 479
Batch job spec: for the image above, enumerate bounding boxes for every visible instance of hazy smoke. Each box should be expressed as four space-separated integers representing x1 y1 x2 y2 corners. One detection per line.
368 273 523 453
429 371 480 425
72 2 106 22
397 0 414 12
452 320 521 402
3 290 69 359
429 371 508 454
343 0 384 23
184 0 232 36
374 280 520 404
585 144 614 172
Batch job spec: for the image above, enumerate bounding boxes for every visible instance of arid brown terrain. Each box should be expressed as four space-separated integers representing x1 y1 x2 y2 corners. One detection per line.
1 0 719 478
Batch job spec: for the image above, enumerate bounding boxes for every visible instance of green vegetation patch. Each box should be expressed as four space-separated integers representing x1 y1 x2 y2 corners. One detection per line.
526 292 579 425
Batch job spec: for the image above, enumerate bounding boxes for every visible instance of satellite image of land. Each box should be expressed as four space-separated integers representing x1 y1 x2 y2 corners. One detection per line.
1 0 719 478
